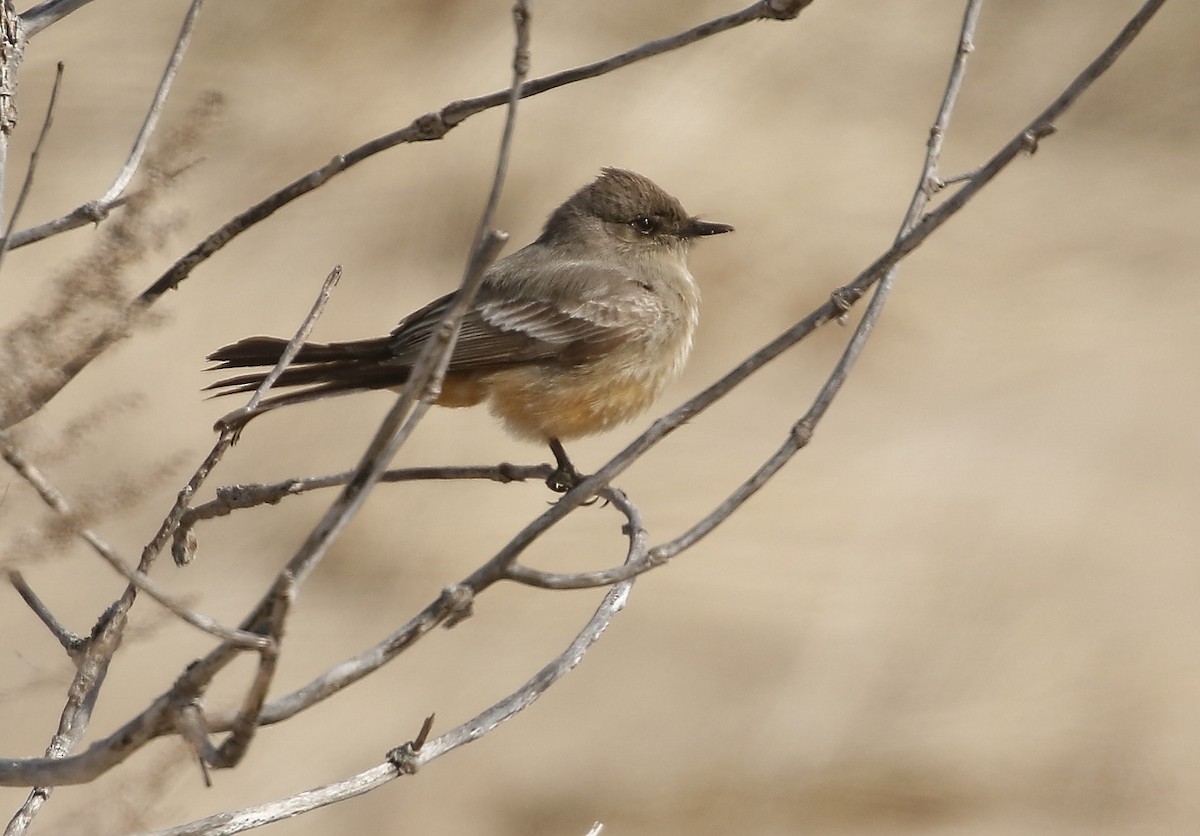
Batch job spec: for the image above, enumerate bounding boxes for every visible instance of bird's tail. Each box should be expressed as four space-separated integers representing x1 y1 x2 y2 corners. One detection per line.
205 335 408 429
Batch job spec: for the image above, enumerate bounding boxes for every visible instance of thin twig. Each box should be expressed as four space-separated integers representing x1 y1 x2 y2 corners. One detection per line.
0 60 62 274
0 0 23 245
202 576 291 770
7 571 83 658
5 156 206 249
173 462 551 556
19 0 98 38
136 1 804 306
103 0 205 204
9 0 203 249
0 433 270 649
418 534 636 763
209 265 343 435
503 489 653 589
162 265 341 567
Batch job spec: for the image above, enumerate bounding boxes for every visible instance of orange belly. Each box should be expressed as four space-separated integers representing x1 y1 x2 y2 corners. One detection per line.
481 364 665 441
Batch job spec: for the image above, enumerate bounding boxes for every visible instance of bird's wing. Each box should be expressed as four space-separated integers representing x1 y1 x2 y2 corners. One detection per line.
386 259 662 370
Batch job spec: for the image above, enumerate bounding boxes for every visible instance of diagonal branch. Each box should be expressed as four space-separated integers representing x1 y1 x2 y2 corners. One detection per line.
20 0 98 38
9 0 205 249
516 0 1168 568
0 59 61 274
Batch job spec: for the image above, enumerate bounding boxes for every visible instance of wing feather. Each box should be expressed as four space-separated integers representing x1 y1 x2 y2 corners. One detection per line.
384 259 662 370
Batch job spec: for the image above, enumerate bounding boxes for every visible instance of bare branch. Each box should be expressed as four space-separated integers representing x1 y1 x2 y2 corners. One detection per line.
138 0 811 305
209 265 343 436
503 489 653 589
415 554 636 763
143 763 400 836
3 604 125 830
102 0 204 205
7 570 83 658
9 0 204 249
652 0 988 560
19 0 98 38
0 59 61 273
0 0 24 240
194 486 641 733
146 515 640 835
199 578 290 770
159 265 342 567
0 432 270 649
513 0 1168 566
173 462 551 557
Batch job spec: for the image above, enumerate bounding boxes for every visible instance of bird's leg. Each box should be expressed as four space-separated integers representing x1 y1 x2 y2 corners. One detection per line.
546 437 586 493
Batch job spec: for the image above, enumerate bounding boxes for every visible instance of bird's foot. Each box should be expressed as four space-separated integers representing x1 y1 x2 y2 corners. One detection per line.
545 460 585 494
545 438 599 504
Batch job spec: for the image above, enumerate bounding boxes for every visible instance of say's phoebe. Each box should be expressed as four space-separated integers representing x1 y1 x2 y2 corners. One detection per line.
207 168 733 490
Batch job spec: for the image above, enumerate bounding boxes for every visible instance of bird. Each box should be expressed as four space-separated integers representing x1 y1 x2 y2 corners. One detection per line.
206 168 733 491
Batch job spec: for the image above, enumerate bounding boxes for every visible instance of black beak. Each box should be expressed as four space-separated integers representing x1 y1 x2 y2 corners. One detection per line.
682 218 734 238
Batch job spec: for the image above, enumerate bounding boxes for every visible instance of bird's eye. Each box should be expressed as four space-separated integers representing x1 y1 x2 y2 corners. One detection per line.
631 216 657 234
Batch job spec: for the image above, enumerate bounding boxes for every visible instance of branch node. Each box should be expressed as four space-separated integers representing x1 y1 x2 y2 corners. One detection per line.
385 714 434 775
1021 124 1057 155
81 199 108 224
830 287 857 316
497 461 529 482
440 584 475 628
171 524 198 567
764 0 814 21
10 570 87 659
413 110 451 138
790 417 814 448
386 742 422 776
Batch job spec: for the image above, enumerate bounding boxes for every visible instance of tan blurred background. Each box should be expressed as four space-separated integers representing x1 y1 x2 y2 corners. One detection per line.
2 0 1199 833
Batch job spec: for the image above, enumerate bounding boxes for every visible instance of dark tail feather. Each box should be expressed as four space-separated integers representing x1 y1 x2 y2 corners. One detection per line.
203 360 385 395
214 382 381 430
212 367 413 430
206 335 394 369
205 335 407 430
